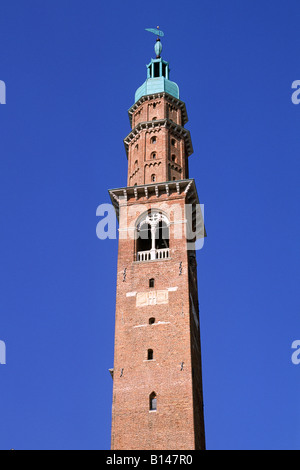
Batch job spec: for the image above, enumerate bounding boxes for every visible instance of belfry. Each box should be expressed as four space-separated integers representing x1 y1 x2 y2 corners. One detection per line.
109 28 206 450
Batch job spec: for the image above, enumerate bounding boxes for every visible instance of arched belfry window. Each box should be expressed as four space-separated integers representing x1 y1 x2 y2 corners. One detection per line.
136 211 170 262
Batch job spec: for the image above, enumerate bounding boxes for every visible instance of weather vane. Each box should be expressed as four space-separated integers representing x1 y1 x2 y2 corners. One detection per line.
145 26 164 58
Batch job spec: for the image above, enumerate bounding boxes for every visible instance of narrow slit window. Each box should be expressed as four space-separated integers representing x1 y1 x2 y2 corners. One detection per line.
149 278 155 288
149 392 157 411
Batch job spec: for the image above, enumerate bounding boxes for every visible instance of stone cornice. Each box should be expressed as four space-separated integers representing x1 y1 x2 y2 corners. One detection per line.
123 118 194 159
108 178 203 228
128 92 189 127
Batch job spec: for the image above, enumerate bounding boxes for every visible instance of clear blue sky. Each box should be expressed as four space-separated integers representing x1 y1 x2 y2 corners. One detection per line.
0 0 299 450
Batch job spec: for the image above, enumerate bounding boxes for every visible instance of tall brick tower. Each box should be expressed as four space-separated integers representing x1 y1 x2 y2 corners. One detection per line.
109 30 206 450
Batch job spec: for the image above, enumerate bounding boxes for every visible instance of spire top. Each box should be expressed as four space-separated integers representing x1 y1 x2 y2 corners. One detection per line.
145 26 164 58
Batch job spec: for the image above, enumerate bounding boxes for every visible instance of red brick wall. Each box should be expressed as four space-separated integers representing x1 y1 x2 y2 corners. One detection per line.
127 97 186 186
111 91 205 450
111 194 205 450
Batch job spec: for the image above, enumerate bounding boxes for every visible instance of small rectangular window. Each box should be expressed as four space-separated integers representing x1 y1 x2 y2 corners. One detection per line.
148 349 153 360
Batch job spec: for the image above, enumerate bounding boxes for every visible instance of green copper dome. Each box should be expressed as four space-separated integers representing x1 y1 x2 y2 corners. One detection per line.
134 57 179 103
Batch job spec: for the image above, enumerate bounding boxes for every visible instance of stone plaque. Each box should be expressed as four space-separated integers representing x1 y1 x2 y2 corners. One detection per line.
136 290 169 307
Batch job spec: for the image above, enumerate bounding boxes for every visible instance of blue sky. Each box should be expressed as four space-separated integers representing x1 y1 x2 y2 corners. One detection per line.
0 0 300 450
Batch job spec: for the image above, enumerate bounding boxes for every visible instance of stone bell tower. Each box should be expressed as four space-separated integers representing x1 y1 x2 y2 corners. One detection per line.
109 29 206 450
